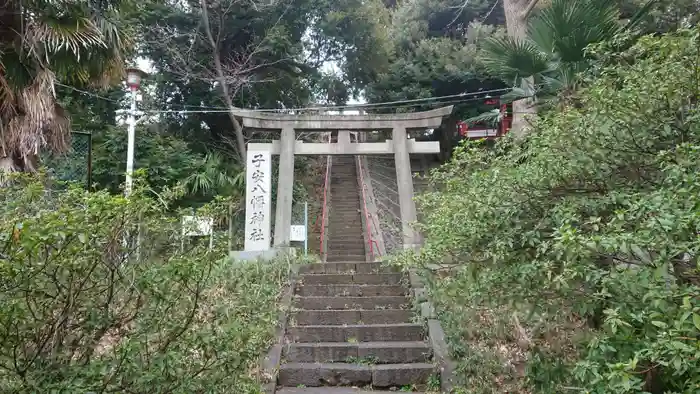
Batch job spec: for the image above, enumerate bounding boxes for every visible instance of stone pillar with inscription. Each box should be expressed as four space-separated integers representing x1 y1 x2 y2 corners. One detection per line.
244 150 272 251
392 126 419 249
273 126 296 247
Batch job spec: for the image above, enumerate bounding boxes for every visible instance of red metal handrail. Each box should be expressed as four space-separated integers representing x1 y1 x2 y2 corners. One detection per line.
319 134 332 258
356 155 378 261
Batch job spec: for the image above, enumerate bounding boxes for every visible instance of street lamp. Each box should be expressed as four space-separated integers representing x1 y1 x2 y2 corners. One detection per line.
124 67 146 196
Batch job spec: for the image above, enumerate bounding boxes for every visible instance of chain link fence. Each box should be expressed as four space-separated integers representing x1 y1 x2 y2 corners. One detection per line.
365 155 403 255
42 131 92 188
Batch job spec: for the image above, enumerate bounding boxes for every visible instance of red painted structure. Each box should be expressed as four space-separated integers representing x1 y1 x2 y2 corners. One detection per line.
457 99 513 140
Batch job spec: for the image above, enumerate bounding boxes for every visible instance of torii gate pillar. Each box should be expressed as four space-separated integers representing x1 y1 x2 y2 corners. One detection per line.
236 106 453 253
392 126 419 249
273 126 296 246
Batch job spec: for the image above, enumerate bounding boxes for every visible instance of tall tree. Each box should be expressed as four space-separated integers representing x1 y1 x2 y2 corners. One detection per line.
0 0 131 174
367 0 506 159
135 0 391 163
499 0 541 137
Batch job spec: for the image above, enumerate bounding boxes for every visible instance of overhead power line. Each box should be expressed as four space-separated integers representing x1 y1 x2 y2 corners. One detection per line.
55 82 122 104
55 81 533 114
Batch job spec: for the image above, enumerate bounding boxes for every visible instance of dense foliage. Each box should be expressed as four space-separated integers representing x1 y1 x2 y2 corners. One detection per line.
405 27 700 393
132 0 391 153
366 0 508 158
0 174 297 392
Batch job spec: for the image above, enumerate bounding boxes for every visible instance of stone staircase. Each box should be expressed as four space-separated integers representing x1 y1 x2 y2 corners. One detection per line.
326 155 366 262
275 262 435 393
274 155 436 393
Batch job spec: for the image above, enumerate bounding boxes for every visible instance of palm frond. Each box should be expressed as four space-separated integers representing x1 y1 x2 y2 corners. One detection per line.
621 0 658 33
2 0 130 166
27 16 106 61
499 87 531 104
182 151 245 196
464 109 502 126
528 0 620 64
5 69 71 158
481 36 549 82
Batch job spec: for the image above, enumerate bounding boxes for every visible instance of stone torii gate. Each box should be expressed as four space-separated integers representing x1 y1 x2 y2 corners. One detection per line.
235 106 453 258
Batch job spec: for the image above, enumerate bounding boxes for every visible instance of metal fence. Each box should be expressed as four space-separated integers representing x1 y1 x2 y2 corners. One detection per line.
365 155 404 255
42 131 92 187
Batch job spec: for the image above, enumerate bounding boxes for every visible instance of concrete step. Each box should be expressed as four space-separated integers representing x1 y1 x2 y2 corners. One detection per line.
325 245 367 251
296 284 408 297
291 309 414 325
325 253 367 259
277 362 435 387
294 296 409 310
277 388 423 394
325 242 365 246
287 323 424 343
300 273 404 285
284 341 432 363
326 252 368 257
299 262 396 274
326 259 368 264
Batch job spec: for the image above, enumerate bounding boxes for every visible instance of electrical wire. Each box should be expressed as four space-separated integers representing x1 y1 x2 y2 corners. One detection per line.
138 86 524 115
55 82 123 104
56 80 540 115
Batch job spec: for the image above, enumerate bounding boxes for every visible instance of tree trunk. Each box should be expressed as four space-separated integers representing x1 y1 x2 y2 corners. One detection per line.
0 156 16 186
200 0 248 166
502 0 539 138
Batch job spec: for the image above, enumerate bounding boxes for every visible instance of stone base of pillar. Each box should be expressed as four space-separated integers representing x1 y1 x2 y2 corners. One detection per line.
230 247 297 262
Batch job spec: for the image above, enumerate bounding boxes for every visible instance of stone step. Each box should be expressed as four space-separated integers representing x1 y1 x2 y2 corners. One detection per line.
325 247 367 252
299 262 396 274
326 254 370 260
325 254 367 259
287 323 424 343
296 284 408 297
283 341 432 363
294 296 409 310
324 246 365 251
291 309 414 325
277 388 422 394
277 362 435 387
300 273 404 285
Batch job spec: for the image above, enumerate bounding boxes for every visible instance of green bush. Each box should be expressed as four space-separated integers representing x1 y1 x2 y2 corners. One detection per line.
405 28 700 393
0 174 292 393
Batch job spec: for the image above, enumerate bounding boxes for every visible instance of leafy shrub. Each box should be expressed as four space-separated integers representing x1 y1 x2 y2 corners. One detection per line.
405 27 700 393
0 174 292 393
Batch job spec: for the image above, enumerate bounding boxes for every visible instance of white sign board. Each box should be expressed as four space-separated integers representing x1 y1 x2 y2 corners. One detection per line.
181 216 213 236
244 150 272 251
290 225 307 242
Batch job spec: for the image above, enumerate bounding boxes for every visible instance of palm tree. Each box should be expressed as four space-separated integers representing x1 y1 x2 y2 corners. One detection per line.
181 152 245 198
180 151 245 251
0 0 131 173
476 0 653 134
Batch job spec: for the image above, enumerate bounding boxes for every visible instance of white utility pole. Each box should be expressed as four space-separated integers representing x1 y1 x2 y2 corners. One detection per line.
124 67 145 196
